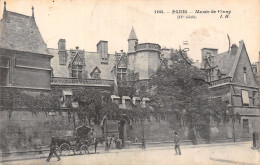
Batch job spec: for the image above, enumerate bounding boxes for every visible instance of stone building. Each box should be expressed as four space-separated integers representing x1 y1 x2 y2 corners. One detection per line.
0 2 52 94
49 39 115 104
201 41 259 139
1 3 259 150
0 4 73 150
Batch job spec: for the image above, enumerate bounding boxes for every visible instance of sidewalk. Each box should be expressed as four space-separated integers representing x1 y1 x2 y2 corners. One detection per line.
209 142 260 165
1 141 255 163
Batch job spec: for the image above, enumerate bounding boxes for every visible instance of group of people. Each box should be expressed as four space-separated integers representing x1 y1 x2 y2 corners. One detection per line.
106 134 123 150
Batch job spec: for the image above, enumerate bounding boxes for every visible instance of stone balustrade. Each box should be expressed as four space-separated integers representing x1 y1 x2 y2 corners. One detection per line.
210 77 232 86
135 43 161 52
51 77 114 86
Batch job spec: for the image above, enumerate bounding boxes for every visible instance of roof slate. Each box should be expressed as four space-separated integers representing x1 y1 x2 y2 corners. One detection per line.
211 40 244 80
0 11 50 54
49 48 115 80
128 27 138 40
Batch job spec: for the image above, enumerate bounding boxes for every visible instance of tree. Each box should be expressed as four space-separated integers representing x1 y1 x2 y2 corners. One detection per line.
149 48 231 144
73 88 104 125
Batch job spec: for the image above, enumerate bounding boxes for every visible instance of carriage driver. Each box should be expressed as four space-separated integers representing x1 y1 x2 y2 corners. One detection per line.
46 136 61 162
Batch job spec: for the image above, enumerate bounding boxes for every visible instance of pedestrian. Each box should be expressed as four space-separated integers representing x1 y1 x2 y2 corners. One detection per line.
108 135 112 149
46 136 61 162
111 134 116 149
173 132 181 155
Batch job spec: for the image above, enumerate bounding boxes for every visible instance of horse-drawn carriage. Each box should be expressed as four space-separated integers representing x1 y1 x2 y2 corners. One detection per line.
56 125 103 156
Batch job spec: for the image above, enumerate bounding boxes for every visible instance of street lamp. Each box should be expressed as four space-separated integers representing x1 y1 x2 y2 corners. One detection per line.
72 102 79 128
141 118 146 149
226 110 236 142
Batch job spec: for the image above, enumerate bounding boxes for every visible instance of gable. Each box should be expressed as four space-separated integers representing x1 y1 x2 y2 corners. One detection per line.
231 44 257 87
117 55 128 68
90 66 101 76
71 53 84 66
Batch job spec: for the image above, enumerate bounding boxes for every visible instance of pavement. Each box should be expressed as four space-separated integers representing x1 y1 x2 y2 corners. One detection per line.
1 141 259 165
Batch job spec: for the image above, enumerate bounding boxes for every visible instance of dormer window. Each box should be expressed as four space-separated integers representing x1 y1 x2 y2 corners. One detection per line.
90 66 101 79
117 68 127 82
72 64 83 79
93 72 100 79
70 50 84 79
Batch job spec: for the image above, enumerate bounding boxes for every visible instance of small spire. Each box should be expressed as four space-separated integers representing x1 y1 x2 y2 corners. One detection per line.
32 6 34 17
128 27 138 41
4 1 6 11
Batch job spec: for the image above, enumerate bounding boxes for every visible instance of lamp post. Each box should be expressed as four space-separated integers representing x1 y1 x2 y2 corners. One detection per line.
226 110 235 142
72 102 78 128
141 118 146 149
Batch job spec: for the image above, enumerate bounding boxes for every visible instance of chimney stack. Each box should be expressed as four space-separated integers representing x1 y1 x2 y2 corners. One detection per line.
231 44 238 55
58 39 67 65
58 39 66 51
32 6 34 18
4 1 6 11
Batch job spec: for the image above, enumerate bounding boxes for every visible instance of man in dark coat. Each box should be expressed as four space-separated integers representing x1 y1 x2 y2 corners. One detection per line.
46 136 61 162
174 132 181 155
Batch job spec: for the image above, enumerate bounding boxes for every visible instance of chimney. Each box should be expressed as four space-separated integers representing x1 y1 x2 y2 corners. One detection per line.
201 48 218 69
32 6 34 18
4 1 6 11
231 44 238 55
58 39 67 65
97 41 108 64
58 39 66 51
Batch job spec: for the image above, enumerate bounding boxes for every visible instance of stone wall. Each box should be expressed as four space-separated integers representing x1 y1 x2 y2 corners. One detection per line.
0 110 75 151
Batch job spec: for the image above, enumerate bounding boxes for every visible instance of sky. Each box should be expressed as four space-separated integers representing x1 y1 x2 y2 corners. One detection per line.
1 0 259 63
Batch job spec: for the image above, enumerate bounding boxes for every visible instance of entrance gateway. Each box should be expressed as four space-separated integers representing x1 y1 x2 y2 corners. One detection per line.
100 115 132 147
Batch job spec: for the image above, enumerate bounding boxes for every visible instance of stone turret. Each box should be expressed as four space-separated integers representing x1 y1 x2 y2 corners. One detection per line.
128 27 138 53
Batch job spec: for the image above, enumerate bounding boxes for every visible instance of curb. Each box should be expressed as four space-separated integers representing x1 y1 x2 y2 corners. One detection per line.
210 157 258 165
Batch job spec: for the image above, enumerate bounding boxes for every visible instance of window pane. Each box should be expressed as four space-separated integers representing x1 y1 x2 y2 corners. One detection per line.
117 74 121 81
241 90 249 105
78 71 82 79
0 68 9 85
243 73 247 84
78 65 83 70
72 65 77 69
72 70 77 77
243 119 249 133
122 73 126 81
0 57 10 68
243 67 247 73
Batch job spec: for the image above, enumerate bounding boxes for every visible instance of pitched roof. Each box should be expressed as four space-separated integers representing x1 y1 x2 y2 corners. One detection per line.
0 10 49 54
210 40 253 81
128 27 138 40
49 48 115 80
90 66 101 76
228 41 244 80
117 54 128 68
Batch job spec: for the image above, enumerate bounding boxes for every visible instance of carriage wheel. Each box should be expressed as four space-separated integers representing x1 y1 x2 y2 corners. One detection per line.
87 144 95 153
80 145 89 154
73 145 81 155
59 143 70 156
